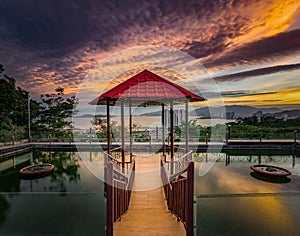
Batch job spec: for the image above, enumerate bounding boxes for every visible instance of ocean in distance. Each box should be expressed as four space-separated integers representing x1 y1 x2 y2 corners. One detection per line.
72 116 234 130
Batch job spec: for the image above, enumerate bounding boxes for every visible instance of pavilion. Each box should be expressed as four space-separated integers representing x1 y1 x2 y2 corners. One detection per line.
89 69 205 165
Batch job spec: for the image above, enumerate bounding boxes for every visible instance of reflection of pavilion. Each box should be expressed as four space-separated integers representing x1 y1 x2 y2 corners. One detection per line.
90 69 205 162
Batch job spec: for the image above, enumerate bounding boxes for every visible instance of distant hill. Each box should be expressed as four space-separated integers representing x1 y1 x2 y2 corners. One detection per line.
139 105 285 118
192 105 282 118
84 105 299 119
74 114 110 118
139 111 162 116
272 109 300 118
74 114 94 118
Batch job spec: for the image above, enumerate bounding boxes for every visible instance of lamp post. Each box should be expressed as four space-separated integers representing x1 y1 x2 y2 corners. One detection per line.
28 94 31 142
226 124 231 144
89 127 92 144
12 125 15 146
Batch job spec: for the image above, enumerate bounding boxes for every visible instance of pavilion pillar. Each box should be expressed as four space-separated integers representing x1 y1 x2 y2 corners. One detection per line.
170 100 174 174
185 99 189 152
121 99 125 170
162 104 166 161
129 99 133 162
106 98 110 155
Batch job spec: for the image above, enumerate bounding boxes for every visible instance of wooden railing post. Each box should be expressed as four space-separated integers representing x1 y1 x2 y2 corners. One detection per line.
106 162 113 236
186 162 194 236
106 154 135 235
161 155 194 236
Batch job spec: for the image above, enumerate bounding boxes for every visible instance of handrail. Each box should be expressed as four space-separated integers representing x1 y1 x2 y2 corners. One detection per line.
127 159 135 193
174 146 187 158
166 150 192 179
110 147 124 152
105 152 122 164
106 153 131 166
161 152 194 236
106 156 135 236
161 159 172 189
127 158 135 190
105 152 132 174
168 150 193 163
162 150 193 187
110 146 132 167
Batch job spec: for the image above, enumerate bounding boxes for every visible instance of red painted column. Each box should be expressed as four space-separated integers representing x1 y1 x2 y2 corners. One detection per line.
162 103 166 159
107 98 110 154
121 99 125 170
186 162 194 236
106 162 113 236
170 100 174 174
185 99 189 153
129 99 133 162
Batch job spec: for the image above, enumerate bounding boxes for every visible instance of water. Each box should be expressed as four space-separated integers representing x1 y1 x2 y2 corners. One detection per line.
194 151 300 235
73 116 232 130
1 150 300 235
0 151 106 235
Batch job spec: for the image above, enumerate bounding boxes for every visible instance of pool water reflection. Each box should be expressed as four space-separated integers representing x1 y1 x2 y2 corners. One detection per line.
0 150 106 235
194 151 300 235
0 150 299 235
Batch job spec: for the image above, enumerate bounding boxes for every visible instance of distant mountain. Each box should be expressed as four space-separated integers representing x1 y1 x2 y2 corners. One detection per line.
193 105 282 118
271 109 300 118
258 107 283 113
192 106 300 119
74 114 94 118
139 111 162 116
139 105 283 118
74 114 109 118
118 105 300 119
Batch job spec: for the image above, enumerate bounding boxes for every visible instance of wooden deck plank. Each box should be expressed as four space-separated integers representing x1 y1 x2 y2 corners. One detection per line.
113 155 186 236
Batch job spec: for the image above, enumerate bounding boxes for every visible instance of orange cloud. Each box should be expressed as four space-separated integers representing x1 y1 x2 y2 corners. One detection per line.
222 88 300 106
3 0 299 108
228 0 300 47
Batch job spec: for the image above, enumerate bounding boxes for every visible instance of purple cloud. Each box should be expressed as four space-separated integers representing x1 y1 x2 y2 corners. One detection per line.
0 0 299 98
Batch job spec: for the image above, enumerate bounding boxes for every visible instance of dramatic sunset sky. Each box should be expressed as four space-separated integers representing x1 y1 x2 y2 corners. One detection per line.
1 0 300 108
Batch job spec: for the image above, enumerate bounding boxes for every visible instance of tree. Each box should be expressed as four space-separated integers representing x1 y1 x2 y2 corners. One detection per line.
174 126 182 140
226 115 300 139
0 64 30 141
91 117 118 141
33 87 77 138
178 120 202 139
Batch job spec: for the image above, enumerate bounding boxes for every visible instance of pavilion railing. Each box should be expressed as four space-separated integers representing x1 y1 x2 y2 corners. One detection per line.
165 150 193 175
105 152 135 236
107 147 132 174
161 151 194 236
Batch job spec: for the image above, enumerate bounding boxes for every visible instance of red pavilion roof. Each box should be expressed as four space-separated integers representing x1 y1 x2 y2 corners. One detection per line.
89 69 205 105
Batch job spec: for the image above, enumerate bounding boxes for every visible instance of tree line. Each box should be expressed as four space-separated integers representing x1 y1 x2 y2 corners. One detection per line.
227 115 299 139
173 114 299 141
0 64 77 142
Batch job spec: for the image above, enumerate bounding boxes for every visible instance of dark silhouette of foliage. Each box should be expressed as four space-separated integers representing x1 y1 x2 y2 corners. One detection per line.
32 87 77 139
0 64 78 142
228 115 300 139
0 64 30 141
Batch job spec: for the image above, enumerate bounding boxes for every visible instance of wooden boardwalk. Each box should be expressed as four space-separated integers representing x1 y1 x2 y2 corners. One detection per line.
113 155 186 236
